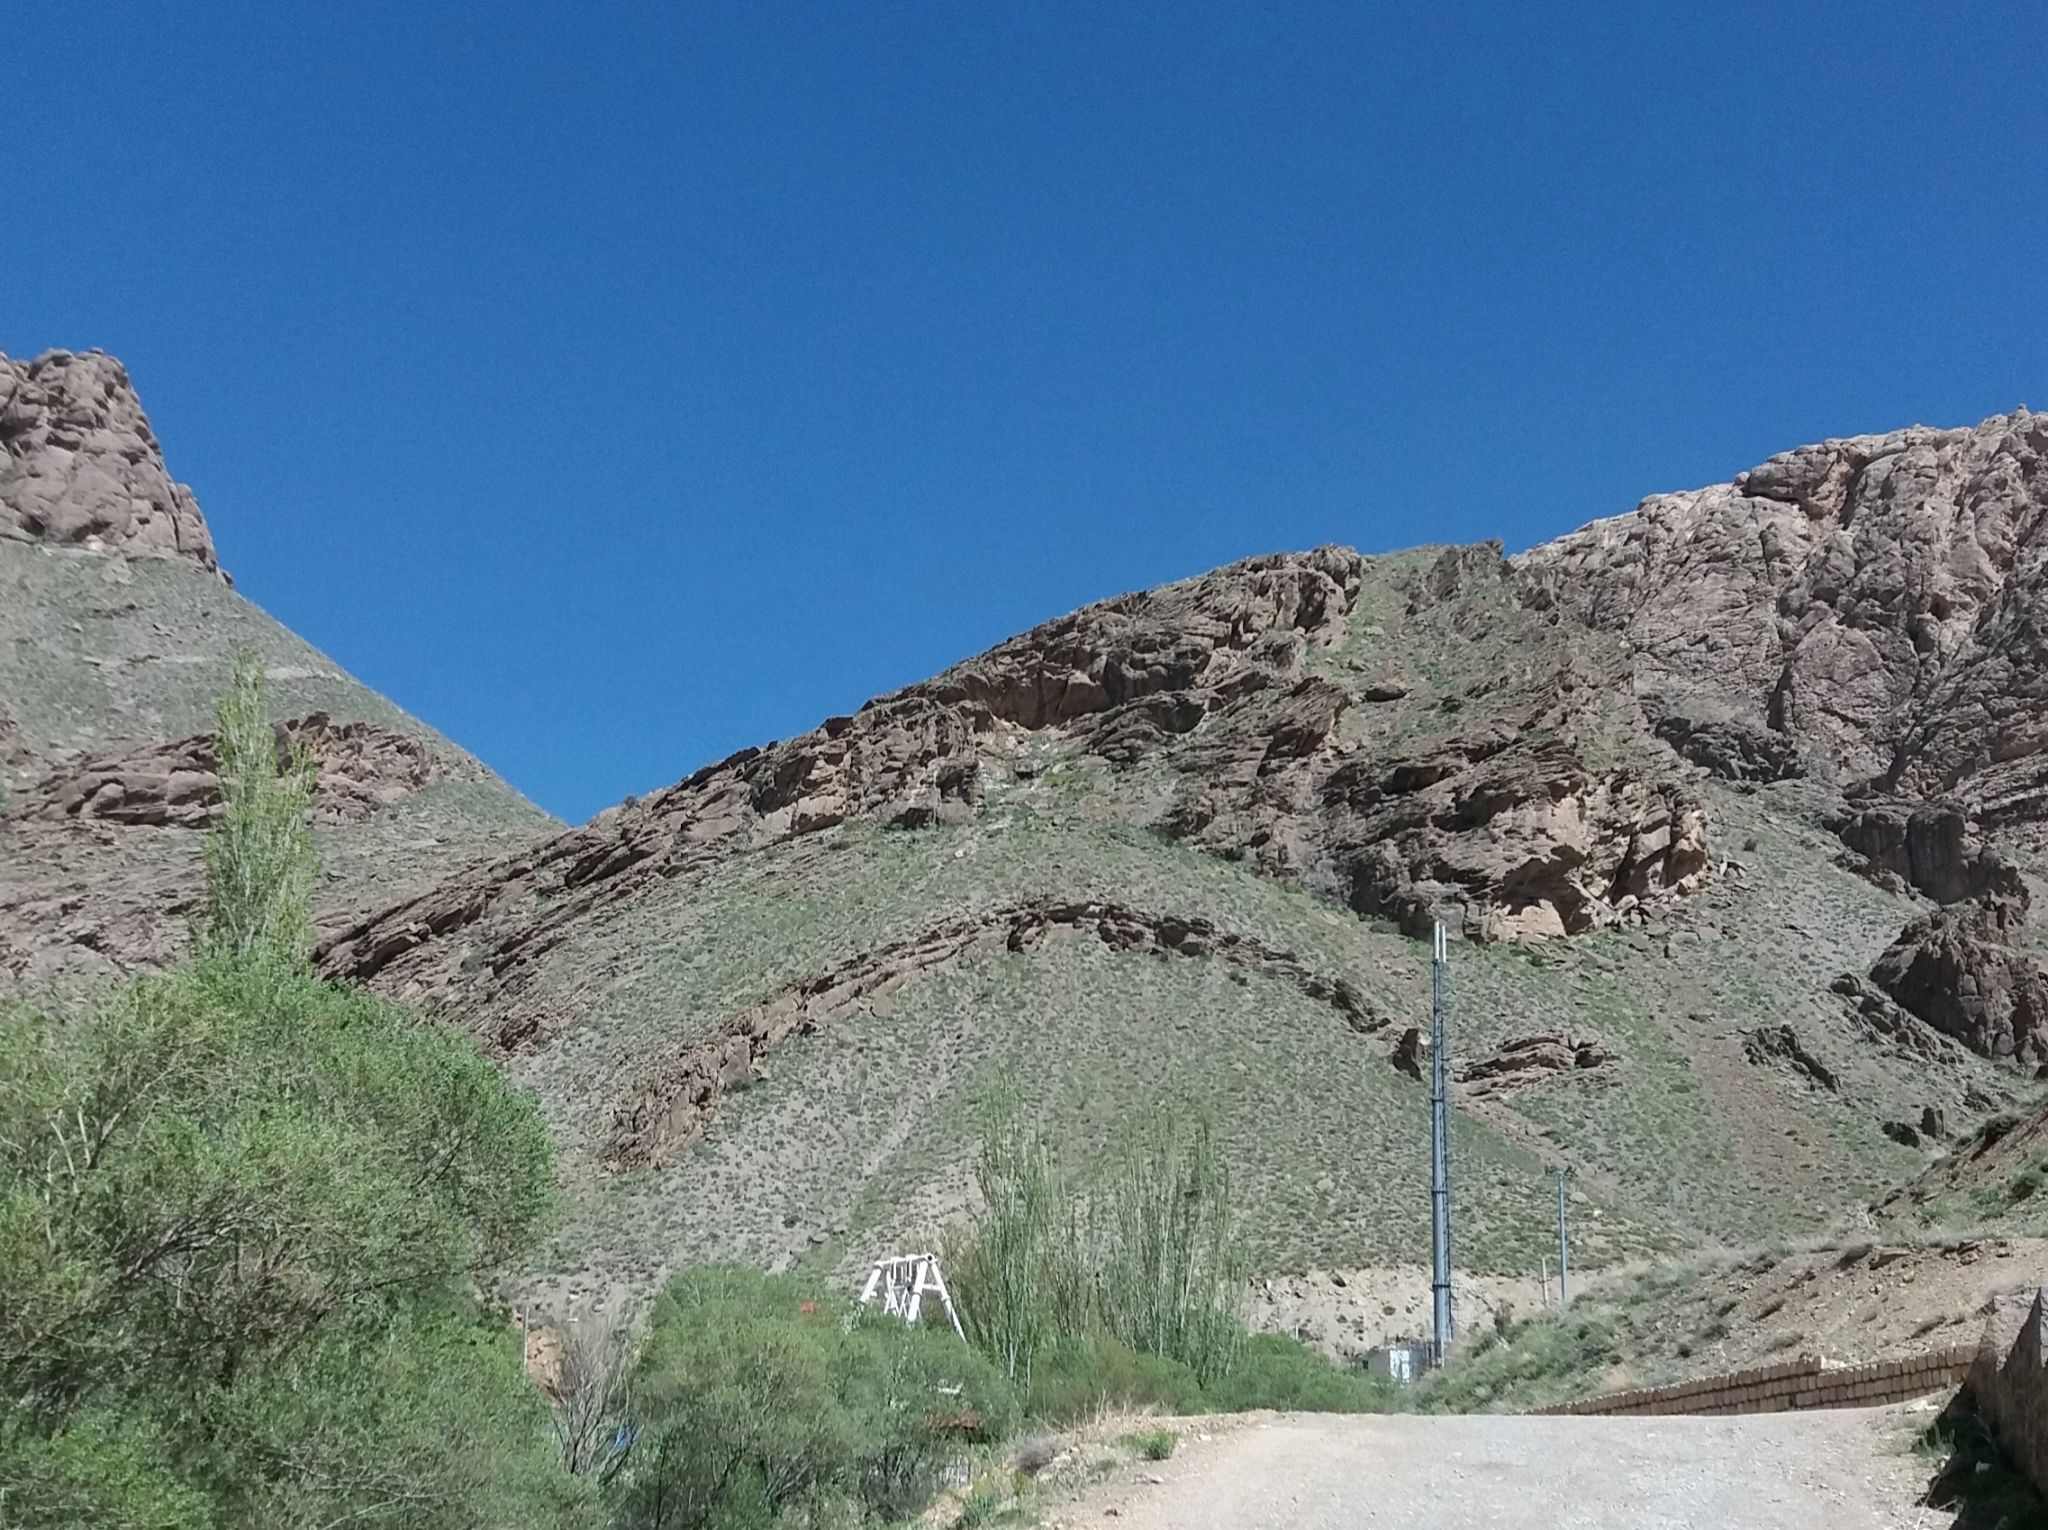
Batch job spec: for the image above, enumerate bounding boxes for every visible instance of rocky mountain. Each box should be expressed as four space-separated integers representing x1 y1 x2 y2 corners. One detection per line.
318 412 2045 1320
7 350 2044 1344
0 348 554 991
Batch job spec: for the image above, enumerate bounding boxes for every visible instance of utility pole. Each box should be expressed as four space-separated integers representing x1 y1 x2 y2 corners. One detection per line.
1554 1167 1571 1308
1429 920 1454 1366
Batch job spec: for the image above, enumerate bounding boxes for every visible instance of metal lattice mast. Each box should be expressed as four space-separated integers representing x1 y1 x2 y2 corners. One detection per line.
1554 1168 1571 1307
1430 920 1455 1365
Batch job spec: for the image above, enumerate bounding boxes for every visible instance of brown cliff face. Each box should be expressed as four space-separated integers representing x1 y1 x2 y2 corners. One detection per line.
1516 410 2048 828
0 350 221 574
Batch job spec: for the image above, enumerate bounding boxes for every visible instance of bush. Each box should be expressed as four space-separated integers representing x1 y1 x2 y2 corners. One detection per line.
1021 1335 1207 1424
1409 1310 1619 1414
611 1267 1015 1530
1122 1429 1177 1461
200 650 318 967
947 1091 1244 1389
0 656 585 1528
1086 1111 1245 1385
1200 1333 1395 1414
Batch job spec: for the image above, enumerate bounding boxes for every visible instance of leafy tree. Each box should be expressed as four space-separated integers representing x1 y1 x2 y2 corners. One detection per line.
200 649 317 967
0 658 587 1528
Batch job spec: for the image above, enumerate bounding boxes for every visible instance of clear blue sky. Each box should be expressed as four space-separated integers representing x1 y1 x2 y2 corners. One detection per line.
7 3 2044 823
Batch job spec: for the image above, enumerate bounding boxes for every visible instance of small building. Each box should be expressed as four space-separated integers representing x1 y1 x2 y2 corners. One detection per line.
1364 1339 1434 1384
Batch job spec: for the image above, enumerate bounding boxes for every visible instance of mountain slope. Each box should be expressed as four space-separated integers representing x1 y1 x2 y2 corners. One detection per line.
8 352 2041 1336
315 417 2048 1316
0 348 554 990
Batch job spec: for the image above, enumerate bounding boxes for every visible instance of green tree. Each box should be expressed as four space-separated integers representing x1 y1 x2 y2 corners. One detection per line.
200 649 317 967
0 658 587 1528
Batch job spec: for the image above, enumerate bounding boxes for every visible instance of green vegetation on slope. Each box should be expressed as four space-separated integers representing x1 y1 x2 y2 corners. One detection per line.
0 659 585 1529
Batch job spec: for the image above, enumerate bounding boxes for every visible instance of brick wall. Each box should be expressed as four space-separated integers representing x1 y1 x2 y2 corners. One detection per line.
1972 1288 2048 1496
1538 1346 1978 1418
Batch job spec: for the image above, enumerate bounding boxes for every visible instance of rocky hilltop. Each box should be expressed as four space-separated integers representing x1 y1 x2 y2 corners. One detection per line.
6 354 2044 1335
1518 409 2048 826
2 349 220 573
0 348 553 990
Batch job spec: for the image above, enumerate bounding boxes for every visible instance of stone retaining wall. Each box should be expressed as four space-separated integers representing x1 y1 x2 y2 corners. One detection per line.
1972 1288 2048 1496
1539 1346 1978 1417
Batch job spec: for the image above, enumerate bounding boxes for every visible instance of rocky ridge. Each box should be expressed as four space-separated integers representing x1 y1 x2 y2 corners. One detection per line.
318 545 1711 1036
1517 409 2048 826
6 348 2044 1306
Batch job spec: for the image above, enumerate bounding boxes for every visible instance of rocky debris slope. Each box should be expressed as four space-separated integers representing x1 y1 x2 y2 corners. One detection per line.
1517 410 2048 828
1 350 220 573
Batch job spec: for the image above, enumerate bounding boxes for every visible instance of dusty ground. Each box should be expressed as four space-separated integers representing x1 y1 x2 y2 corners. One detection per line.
1044 1404 1950 1529
1560 1236 2048 1396
1247 1264 1554 1361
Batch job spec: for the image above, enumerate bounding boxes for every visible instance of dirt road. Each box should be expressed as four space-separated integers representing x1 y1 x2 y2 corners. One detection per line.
1056 1407 1948 1529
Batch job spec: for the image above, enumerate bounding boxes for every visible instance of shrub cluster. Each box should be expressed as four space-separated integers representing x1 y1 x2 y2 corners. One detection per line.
943 1085 1390 1423
0 658 587 1528
606 1267 1013 1530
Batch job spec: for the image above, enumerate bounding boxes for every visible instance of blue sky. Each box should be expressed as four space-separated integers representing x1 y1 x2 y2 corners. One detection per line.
7 2 2044 823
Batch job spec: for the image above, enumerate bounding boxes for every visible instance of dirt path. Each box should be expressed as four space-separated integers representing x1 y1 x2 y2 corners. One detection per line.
1052 1407 1947 1529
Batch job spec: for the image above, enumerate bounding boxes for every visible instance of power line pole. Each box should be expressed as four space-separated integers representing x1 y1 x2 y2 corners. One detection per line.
1430 920 1454 1366
1554 1166 1571 1308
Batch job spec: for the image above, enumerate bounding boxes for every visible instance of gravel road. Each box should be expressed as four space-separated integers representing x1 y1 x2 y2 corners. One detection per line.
1055 1407 1949 1529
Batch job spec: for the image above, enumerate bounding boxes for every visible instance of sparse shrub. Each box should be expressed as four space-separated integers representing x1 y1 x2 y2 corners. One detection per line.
611 1266 1014 1530
1122 1428 1177 1461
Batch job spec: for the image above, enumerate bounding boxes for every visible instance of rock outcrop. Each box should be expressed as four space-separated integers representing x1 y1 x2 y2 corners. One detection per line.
1827 801 2027 905
1 350 220 573
1869 902 2048 1071
12 715 489 829
1457 1033 1614 1098
1742 1024 1840 1092
1518 410 2048 825
319 544 1717 1032
0 714 517 988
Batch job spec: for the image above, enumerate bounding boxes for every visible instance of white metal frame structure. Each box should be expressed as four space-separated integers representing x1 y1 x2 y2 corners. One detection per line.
857 1252 965 1339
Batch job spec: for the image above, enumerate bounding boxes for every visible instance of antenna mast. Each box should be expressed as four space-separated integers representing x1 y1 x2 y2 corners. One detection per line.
1430 920 1455 1366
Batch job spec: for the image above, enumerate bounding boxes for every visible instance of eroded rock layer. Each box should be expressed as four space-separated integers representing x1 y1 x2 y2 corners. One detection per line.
319 545 1716 1031
602 899 1388 1170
